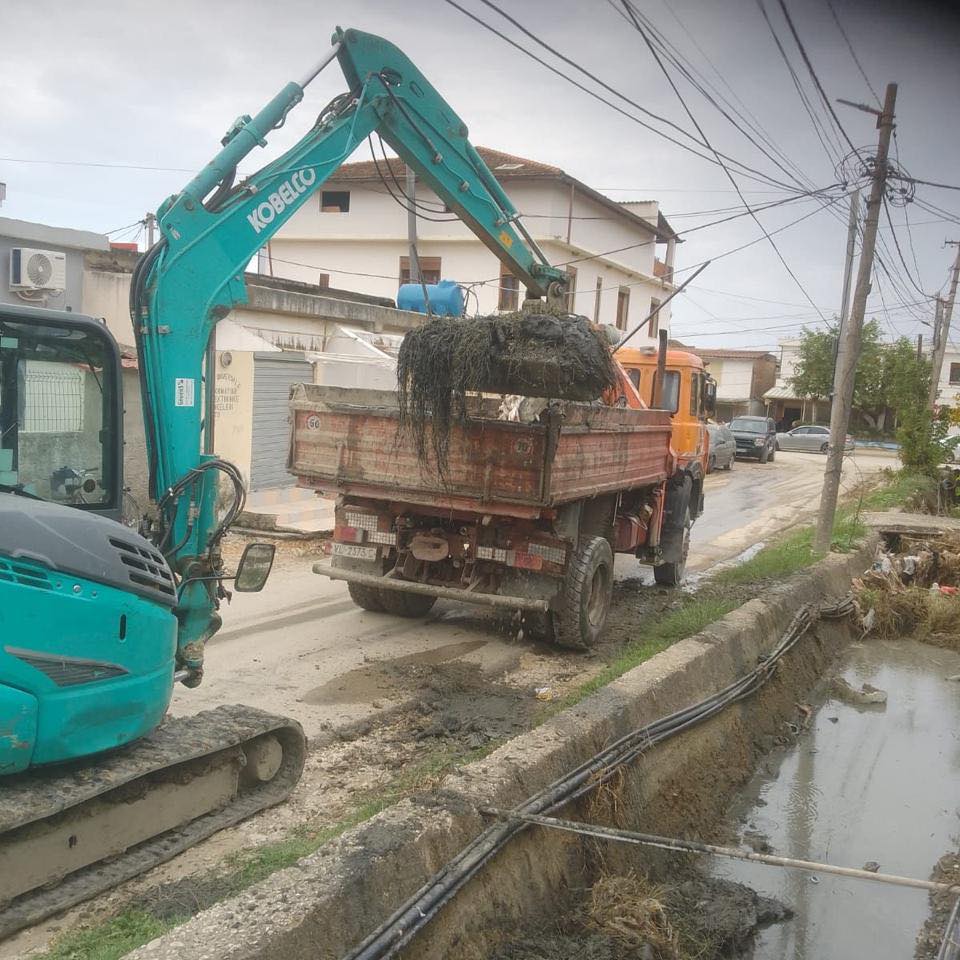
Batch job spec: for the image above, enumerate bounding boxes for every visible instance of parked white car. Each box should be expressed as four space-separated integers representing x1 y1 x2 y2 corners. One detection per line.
776 424 855 454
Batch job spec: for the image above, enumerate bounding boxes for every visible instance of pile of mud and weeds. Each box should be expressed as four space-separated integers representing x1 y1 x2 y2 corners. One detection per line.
916 853 960 959
854 529 960 650
397 312 618 469
491 871 792 960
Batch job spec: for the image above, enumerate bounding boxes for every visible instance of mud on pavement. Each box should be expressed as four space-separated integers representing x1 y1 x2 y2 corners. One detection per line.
6 552 795 958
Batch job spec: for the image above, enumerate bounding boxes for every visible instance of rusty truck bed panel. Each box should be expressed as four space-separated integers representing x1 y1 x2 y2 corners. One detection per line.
289 384 672 510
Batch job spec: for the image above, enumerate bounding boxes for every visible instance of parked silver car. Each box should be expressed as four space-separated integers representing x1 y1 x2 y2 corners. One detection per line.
706 423 735 472
775 424 855 454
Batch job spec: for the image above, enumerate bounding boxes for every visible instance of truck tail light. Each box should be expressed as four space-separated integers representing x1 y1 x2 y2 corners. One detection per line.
334 525 364 543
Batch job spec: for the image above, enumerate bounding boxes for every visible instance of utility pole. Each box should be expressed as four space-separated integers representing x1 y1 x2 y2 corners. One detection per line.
838 188 861 338
814 83 897 554
917 333 923 361
928 241 960 409
145 212 156 248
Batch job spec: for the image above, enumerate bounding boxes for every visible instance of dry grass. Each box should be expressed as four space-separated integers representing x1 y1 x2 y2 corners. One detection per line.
587 873 680 958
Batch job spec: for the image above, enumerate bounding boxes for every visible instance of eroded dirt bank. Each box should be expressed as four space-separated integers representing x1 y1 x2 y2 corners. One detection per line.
120 549 869 960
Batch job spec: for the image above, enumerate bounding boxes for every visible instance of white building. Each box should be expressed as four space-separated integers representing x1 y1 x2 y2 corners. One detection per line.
685 347 776 421
935 344 960 409
264 147 679 347
762 338 830 426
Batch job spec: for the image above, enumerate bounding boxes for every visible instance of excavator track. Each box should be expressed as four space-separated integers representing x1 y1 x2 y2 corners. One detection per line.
0 704 306 939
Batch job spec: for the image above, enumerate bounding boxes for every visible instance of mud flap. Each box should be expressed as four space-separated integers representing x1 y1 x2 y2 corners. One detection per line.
661 476 693 564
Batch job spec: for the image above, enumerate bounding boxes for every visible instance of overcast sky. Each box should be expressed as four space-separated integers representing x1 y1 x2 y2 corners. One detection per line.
2 0 958 349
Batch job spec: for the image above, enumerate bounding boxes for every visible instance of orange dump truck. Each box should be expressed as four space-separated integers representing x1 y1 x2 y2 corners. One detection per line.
616 344 715 524
290 374 696 649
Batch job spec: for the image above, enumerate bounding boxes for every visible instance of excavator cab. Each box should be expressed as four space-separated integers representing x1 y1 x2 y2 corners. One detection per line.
0 303 124 521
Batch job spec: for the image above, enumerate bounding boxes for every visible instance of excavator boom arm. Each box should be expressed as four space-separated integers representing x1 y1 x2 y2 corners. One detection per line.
134 27 566 679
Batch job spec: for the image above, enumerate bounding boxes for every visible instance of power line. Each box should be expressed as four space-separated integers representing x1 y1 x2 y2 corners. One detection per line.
892 175 960 193
774 0 864 163
439 0 813 194
0 156 195 173
620 0 828 321
753 0 846 170
824 0 881 106
614 0 823 199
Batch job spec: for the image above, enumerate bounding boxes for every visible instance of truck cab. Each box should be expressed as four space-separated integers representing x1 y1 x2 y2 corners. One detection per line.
615 346 715 519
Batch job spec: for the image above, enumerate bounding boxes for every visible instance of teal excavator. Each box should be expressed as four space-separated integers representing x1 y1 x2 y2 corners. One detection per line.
0 28 567 934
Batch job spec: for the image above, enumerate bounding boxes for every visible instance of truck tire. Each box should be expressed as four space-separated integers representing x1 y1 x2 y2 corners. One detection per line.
654 505 691 587
347 582 386 612
760 446 770 464
551 536 614 650
379 588 437 618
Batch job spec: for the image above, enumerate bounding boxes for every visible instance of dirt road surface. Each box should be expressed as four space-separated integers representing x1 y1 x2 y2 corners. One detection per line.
1 449 898 959
171 449 898 738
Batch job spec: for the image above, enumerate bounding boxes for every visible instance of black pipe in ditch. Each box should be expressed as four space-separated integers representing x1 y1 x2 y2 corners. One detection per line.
340 597 854 960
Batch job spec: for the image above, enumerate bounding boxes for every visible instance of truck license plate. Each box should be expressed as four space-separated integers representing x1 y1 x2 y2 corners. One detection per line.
332 543 379 561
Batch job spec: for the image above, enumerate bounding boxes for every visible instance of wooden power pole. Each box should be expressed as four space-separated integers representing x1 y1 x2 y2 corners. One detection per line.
928 241 960 409
814 83 898 554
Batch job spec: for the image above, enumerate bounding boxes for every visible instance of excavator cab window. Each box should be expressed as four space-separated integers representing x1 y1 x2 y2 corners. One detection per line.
0 312 121 511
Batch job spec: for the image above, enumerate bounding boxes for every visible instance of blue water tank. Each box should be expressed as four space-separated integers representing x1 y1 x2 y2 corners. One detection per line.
397 279 464 317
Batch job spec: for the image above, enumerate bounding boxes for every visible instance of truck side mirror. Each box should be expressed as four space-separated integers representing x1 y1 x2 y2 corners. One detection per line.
703 378 717 418
234 542 276 592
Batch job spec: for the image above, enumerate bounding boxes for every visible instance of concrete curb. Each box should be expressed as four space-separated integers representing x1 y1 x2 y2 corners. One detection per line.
128 542 875 960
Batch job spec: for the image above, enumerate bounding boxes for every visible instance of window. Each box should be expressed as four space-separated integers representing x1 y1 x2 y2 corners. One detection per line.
565 266 578 312
649 297 662 338
628 368 641 391
689 370 701 417
950 363 960 385
616 287 630 331
660 370 680 413
499 268 519 311
1 319 118 507
399 256 441 285
593 277 603 323
320 191 350 213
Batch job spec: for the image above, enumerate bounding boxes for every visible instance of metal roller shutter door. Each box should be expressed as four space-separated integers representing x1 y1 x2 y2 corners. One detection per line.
250 352 312 490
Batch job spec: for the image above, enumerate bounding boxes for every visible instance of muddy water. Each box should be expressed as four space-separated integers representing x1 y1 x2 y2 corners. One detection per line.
715 637 960 959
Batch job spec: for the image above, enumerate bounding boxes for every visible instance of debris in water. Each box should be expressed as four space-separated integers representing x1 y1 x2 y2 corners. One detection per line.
826 676 888 706
863 860 881 873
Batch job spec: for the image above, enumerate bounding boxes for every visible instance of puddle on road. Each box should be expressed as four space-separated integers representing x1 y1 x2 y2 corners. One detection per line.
305 639 489 704
715 636 960 959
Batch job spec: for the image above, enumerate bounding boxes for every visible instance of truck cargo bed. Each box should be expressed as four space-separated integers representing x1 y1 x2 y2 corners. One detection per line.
289 384 673 514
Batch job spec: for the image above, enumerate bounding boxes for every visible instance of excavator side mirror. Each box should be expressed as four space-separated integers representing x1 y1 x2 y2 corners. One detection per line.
234 542 276 592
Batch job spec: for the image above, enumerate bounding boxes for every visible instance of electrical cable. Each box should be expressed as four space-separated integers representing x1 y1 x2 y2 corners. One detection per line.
620 0 828 323
753 0 847 170
824 0 880 107
775 0 865 163
342 597 853 960
614 0 826 199
439 0 814 194
476 0 815 198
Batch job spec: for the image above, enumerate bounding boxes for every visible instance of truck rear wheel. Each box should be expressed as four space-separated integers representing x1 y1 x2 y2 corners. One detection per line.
551 536 614 650
379 588 437 618
347 582 386 612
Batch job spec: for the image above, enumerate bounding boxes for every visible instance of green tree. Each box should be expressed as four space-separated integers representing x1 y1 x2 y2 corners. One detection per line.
789 320 886 425
883 337 950 475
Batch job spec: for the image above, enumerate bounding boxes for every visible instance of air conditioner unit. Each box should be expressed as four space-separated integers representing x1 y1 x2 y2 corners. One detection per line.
9 247 67 291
